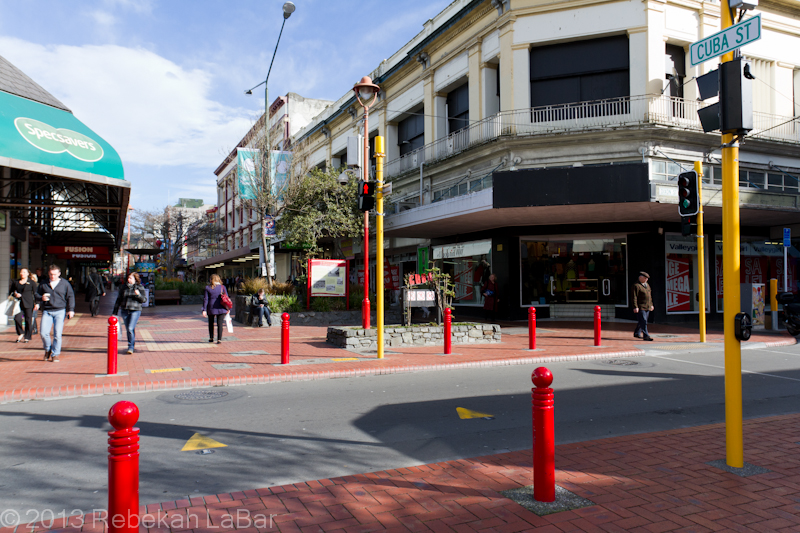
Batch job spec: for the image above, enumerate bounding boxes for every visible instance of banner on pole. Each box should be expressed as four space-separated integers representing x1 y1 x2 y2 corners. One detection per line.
237 148 260 200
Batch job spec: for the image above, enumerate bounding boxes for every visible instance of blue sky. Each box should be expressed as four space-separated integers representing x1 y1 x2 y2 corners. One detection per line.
0 0 453 210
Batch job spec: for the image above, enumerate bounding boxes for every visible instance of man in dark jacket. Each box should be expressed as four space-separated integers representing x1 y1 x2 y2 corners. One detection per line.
632 271 654 341
85 267 106 317
36 265 76 362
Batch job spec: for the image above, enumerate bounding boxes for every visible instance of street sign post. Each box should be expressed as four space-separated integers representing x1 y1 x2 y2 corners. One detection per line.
690 14 761 66
784 228 791 292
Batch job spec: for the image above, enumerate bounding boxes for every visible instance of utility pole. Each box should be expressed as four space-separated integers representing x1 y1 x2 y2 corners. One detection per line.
375 136 385 359
720 0 743 469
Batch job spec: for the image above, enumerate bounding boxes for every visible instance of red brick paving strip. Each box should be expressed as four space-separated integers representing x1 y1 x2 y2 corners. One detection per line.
0 296 795 402
10 413 800 532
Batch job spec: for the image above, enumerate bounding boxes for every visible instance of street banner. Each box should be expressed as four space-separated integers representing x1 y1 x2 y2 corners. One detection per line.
264 215 276 237
270 150 292 199
666 255 691 312
237 148 260 200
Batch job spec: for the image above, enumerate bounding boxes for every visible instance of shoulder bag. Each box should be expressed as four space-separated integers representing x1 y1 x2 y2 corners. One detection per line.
220 287 233 310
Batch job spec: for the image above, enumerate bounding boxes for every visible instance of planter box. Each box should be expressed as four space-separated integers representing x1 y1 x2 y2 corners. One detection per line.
180 295 204 306
232 294 401 326
327 323 501 350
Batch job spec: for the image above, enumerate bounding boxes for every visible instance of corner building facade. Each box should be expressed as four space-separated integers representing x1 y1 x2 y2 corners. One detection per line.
293 0 800 323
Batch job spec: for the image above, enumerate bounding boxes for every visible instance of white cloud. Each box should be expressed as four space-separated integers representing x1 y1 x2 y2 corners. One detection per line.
0 37 257 169
90 10 117 28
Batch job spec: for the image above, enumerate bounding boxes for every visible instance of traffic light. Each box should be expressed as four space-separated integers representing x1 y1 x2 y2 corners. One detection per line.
357 180 375 211
681 216 697 236
695 57 754 135
677 171 699 216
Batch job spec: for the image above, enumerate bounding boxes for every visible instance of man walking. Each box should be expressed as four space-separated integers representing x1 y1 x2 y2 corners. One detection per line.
36 265 75 362
632 271 654 341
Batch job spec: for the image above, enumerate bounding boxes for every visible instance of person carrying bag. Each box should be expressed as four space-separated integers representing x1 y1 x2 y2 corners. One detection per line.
203 274 230 344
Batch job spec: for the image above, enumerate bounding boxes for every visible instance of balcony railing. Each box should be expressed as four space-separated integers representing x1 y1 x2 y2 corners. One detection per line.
384 95 800 178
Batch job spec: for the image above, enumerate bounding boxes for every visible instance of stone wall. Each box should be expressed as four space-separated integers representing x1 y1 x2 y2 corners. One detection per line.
327 324 501 350
233 295 401 326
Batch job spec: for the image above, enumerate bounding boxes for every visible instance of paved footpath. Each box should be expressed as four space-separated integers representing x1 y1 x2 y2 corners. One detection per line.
9 413 800 532
0 294 795 402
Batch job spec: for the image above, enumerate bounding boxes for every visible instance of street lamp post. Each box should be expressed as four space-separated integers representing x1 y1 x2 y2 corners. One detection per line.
353 76 380 330
245 1 295 285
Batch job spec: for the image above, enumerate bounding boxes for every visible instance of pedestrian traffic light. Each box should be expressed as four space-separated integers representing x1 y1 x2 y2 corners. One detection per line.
681 216 696 236
678 170 699 217
357 180 375 211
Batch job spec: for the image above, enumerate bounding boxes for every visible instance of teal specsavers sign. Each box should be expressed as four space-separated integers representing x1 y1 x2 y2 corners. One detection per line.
0 90 124 180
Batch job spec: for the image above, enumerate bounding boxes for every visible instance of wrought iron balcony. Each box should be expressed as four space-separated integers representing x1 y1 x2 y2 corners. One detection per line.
384 95 800 178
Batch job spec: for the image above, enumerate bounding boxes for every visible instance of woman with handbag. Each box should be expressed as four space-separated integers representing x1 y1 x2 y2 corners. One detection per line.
112 272 147 354
202 274 231 344
10 268 37 343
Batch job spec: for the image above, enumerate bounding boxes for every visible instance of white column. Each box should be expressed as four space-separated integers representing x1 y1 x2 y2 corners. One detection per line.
468 43 482 122
499 21 514 111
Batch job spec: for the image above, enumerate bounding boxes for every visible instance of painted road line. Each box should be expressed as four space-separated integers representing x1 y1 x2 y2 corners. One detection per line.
145 367 191 374
181 433 227 452
647 354 800 383
457 407 495 419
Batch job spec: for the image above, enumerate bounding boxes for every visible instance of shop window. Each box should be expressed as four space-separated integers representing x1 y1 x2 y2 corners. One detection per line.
665 235 706 313
715 238 799 312
520 237 627 306
432 240 492 306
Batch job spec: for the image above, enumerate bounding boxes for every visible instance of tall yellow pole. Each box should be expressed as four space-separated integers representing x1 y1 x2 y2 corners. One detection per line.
721 0 743 468
375 136 386 359
695 161 707 343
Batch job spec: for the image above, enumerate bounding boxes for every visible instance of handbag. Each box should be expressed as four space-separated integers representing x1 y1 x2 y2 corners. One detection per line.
5 295 21 317
220 288 233 310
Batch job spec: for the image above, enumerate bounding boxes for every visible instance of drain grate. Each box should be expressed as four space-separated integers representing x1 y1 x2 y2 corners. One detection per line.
603 359 640 366
174 390 229 400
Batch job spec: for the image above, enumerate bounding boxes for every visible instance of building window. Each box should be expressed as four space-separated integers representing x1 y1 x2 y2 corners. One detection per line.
529 35 629 117
447 83 469 134
398 111 425 156
665 44 686 99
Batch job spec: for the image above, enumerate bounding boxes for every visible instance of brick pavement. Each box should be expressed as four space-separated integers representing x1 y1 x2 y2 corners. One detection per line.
11 413 800 532
0 294 795 402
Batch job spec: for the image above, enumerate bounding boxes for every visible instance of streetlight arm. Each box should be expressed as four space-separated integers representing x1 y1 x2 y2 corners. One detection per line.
265 17 288 90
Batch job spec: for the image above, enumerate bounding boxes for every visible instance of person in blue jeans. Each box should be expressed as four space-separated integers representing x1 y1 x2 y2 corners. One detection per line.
250 288 272 327
113 272 147 354
36 265 75 363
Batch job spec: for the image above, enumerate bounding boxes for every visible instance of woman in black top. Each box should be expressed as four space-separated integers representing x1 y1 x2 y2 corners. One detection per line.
11 268 37 342
112 272 147 354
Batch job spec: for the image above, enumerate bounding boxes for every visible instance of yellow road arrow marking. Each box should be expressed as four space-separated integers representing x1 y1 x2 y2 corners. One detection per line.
181 433 228 451
456 407 494 419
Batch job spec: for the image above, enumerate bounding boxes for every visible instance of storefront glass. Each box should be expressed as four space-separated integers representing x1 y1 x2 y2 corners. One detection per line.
715 238 799 312
432 240 492 306
665 234 707 313
520 237 627 306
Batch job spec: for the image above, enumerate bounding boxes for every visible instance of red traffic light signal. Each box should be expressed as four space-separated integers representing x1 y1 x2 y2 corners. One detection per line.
357 180 375 211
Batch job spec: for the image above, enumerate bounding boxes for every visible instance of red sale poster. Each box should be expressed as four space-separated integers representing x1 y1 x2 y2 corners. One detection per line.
666 255 691 311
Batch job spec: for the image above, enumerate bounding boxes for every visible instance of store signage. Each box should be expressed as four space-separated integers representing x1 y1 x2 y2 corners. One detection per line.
56 253 111 260
666 255 691 312
432 240 491 260
690 15 761 66
47 246 109 255
15 117 104 162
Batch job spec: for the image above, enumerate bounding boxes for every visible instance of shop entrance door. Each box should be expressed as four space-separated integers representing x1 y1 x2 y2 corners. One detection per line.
520 237 628 307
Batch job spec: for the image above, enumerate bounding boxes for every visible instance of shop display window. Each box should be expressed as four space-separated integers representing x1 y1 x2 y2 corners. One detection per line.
665 234 707 313
433 240 492 306
520 237 627 306
715 238 799 312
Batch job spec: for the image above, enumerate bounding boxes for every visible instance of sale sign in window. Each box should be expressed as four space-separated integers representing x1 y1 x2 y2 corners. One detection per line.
666 255 692 312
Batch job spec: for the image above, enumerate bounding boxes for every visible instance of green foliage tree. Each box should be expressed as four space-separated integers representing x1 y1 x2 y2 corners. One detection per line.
277 167 364 257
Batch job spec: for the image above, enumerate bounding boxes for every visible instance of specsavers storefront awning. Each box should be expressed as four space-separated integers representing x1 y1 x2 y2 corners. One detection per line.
0 90 130 248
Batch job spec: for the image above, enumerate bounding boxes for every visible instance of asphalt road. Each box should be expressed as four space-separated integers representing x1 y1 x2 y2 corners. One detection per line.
1 342 799 525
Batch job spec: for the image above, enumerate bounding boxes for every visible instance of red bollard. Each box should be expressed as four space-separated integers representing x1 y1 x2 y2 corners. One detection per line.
281 312 290 364
594 305 601 346
528 307 536 350
532 367 555 503
108 316 118 375
444 308 452 354
108 401 140 533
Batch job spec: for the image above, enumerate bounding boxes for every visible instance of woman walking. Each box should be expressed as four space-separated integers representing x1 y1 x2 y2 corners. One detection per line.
11 268 37 343
203 274 230 343
112 272 147 354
